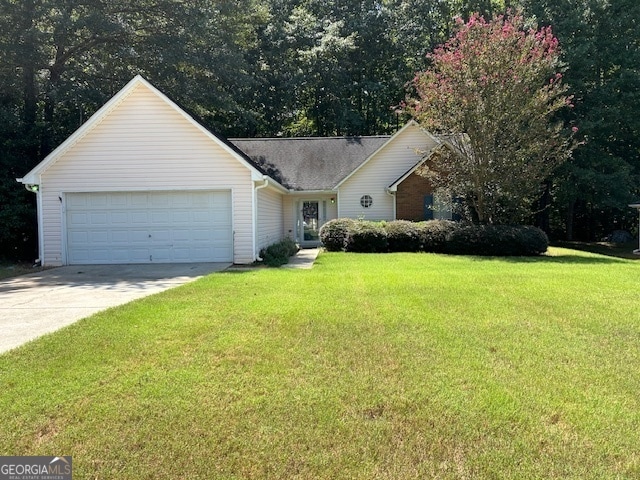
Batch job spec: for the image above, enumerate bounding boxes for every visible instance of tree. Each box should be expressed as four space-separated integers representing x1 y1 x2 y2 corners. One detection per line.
404 10 577 224
516 0 640 240
0 0 265 260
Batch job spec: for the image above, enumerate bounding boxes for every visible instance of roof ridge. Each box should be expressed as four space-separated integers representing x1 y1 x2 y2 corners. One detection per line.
230 135 392 141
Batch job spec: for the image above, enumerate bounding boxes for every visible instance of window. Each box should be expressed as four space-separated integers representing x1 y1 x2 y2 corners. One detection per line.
360 195 373 208
424 190 461 221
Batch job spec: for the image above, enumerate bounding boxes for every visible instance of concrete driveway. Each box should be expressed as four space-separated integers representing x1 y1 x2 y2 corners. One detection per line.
0 263 230 354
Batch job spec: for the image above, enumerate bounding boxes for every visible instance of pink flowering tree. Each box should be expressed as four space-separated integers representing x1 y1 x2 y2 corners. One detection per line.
405 11 578 224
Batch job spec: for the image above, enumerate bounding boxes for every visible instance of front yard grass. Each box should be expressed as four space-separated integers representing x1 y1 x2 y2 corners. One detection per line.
0 262 40 280
1 249 639 479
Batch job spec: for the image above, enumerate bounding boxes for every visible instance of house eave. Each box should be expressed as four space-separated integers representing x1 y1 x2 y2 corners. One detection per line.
254 175 289 193
287 189 337 195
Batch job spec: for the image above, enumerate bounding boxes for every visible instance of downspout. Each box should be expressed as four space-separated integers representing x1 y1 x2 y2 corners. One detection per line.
254 176 270 261
21 182 43 265
630 203 640 254
385 187 397 220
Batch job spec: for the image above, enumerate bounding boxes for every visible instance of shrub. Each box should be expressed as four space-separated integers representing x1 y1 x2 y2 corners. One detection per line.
320 218 548 256
346 221 388 253
319 218 358 251
418 220 460 253
385 220 422 252
260 238 300 267
445 224 548 256
511 225 549 256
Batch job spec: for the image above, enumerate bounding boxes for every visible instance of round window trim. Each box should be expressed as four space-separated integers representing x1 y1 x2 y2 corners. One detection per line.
360 195 373 208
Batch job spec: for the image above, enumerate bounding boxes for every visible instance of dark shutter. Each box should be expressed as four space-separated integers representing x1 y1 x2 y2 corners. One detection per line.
423 194 434 220
452 197 463 222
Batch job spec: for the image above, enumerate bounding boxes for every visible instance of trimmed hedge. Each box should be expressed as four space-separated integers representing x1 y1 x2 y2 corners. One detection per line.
444 224 548 256
260 237 300 267
385 220 422 252
319 218 358 252
319 219 548 256
418 220 460 253
345 221 388 253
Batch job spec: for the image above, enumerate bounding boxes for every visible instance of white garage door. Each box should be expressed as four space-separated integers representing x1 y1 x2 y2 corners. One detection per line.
65 191 233 264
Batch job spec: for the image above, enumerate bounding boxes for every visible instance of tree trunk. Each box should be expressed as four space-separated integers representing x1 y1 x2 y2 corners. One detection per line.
536 181 551 233
565 200 575 241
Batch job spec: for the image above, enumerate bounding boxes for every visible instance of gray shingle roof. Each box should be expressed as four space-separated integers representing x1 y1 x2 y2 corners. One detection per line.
230 136 391 191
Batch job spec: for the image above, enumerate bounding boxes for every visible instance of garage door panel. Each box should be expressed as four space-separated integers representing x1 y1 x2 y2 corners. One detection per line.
110 212 130 224
66 191 232 264
111 249 136 263
89 194 109 207
129 193 149 207
172 248 191 261
122 247 151 262
68 212 89 226
150 194 170 207
170 211 192 224
130 211 150 224
88 212 109 226
109 193 128 206
68 231 89 244
89 231 110 244
110 230 130 243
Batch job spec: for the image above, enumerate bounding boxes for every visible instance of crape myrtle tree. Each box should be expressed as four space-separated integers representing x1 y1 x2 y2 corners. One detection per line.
404 10 578 225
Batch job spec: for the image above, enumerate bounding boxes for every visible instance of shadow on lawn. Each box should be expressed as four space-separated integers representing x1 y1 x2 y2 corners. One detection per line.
553 241 640 260
470 252 634 265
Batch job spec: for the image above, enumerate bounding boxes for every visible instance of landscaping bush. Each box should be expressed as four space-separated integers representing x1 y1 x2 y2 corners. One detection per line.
260 238 299 267
511 225 549 256
319 218 358 251
345 221 388 253
418 220 460 253
445 224 548 256
385 220 422 252
320 218 547 256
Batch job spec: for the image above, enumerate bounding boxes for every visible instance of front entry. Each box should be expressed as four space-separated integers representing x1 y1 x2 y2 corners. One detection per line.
300 200 321 246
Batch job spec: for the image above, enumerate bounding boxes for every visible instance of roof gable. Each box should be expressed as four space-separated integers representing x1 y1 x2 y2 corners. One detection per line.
18 75 270 185
333 120 441 189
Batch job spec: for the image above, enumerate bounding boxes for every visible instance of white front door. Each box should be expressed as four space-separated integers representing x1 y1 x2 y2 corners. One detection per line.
300 200 321 246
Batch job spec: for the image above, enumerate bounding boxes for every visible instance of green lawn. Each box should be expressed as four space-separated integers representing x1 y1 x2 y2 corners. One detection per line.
1 249 639 479
0 262 41 280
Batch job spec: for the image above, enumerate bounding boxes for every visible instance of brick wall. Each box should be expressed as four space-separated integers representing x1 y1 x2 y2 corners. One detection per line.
396 171 434 221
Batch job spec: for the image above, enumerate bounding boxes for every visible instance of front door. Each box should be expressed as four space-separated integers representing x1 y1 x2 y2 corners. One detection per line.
301 200 320 245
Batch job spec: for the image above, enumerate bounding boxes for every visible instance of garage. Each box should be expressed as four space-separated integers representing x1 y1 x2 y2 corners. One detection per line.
65 190 233 264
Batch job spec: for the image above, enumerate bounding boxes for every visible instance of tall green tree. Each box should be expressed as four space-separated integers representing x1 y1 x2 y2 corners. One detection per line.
517 0 640 239
248 0 505 137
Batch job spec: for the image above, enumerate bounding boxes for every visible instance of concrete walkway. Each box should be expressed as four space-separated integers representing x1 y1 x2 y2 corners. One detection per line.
282 248 321 269
0 263 229 354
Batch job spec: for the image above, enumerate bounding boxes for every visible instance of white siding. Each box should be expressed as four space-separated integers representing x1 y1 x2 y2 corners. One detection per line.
283 195 296 240
39 83 255 265
338 124 438 221
256 185 285 252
